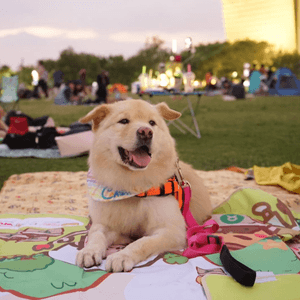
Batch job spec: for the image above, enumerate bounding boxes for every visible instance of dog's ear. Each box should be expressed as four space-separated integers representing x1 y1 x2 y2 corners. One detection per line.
155 102 181 120
79 104 110 131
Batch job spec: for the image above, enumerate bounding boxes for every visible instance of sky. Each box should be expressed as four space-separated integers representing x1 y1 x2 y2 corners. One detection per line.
0 0 226 71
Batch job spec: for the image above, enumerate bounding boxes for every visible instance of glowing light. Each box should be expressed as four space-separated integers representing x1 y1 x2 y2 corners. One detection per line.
185 37 192 49
159 73 169 87
172 39 177 53
174 66 182 77
91 81 98 95
166 69 173 78
138 73 149 91
151 79 159 87
243 69 250 77
31 70 39 86
193 80 200 87
244 62 251 69
211 78 217 85
232 71 238 78
243 80 250 87
169 76 175 87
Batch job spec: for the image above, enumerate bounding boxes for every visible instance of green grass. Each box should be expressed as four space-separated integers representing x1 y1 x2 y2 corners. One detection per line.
1 95 300 190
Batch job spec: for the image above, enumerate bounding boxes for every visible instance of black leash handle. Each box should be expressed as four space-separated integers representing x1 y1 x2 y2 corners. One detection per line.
220 245 256 287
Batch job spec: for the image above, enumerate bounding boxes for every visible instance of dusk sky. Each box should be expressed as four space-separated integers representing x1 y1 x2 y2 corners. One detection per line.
0 0 226 71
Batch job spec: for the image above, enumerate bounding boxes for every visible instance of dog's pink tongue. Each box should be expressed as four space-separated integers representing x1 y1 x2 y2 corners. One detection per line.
130 151 151 167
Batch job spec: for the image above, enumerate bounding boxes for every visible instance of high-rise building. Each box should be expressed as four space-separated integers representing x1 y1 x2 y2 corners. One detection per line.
222 0 300 53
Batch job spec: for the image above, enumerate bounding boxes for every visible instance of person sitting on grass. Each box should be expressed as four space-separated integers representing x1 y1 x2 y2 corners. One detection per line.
54 81 82 105
72 80 85 105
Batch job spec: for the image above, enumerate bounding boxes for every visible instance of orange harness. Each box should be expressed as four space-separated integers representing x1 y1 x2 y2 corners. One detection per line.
137 176 185 212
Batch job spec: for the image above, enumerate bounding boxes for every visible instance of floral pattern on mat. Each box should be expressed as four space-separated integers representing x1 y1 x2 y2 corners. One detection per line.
0 172 89 215
0 170 299 216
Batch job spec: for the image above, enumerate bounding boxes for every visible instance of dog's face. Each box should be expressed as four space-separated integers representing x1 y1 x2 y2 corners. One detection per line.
80 100 181 172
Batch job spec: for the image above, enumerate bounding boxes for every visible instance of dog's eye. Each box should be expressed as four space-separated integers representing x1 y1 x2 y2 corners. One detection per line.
149 120 156 126
118 118 130 124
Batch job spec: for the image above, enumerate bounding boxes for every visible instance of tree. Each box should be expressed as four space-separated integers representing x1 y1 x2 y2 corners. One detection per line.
272 51 300 78
189 40 275 80
17 67 34 88
54 47 107 85
125 36 171 85
14 38 300 89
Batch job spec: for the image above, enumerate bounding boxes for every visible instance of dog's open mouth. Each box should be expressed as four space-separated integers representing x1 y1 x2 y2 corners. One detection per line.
118 146 152 169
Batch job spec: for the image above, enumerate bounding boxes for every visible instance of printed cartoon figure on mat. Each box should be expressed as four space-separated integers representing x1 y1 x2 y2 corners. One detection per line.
252 201 299 229
195 266 226 285
0 216 111 299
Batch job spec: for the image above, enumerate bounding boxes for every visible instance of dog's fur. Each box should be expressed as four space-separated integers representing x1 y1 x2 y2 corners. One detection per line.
75 99 212 272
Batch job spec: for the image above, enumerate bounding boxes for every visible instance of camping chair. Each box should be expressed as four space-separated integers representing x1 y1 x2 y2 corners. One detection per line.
0 75 19 112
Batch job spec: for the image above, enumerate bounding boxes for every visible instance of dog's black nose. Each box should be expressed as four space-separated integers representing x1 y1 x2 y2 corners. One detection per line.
137 126 153 141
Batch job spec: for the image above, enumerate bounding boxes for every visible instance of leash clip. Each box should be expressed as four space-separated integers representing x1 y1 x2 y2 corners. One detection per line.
176 158 191 189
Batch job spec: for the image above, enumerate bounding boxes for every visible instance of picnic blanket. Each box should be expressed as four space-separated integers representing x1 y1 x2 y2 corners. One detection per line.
0 126 92 158
0 144 62 158
1 169 300 216
0 189 299 299
0 173 300 299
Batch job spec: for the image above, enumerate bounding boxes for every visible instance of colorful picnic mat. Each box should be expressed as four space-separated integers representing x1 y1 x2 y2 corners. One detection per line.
0 188 299 299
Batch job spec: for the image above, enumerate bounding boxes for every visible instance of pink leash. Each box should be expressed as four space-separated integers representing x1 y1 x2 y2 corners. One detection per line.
178 175 256 287
180 181 224 258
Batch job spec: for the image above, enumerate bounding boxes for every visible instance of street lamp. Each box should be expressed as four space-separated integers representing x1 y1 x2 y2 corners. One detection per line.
185 37 192 51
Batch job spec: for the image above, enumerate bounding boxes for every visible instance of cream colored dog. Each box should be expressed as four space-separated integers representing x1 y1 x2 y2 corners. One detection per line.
76 99 212 272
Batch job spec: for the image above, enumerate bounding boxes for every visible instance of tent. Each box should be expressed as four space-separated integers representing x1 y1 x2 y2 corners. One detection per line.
268 67 300 96
248 68 300 96
109 83 128 94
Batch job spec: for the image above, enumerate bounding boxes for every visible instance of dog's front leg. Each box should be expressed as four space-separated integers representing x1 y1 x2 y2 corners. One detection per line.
105 227 186 272
76 223 117 268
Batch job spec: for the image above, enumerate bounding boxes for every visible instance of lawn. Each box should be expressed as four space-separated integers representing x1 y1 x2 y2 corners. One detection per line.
1 95 300 190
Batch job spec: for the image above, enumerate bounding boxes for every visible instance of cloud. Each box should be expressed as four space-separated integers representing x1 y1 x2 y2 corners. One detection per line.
0 26 99 40
109 30 225 46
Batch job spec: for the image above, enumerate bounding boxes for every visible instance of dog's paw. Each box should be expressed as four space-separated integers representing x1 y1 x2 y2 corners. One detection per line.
76 246 106 268
105 251 135 272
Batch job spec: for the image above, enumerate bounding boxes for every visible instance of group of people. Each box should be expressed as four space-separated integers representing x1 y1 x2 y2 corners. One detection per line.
54 80 85 105
204 63 278 100
54 70 110 106
18 61 110 106
203 72 246 100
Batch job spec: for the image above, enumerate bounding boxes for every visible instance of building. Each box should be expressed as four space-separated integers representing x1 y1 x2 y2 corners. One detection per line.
222 0 300 53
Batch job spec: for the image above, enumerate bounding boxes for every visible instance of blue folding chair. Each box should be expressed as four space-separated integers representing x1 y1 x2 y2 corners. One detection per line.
0 75 19 111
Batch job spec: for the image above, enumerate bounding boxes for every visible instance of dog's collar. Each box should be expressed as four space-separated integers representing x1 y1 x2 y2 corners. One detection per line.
87 170 134 202
87 169 184 210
